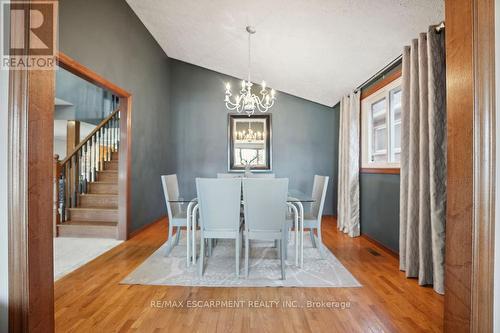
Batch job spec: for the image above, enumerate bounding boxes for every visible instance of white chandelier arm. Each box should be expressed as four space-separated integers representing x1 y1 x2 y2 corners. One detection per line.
225 97 239 107
251 94 273 113
225 95 243 112
225 102 238 110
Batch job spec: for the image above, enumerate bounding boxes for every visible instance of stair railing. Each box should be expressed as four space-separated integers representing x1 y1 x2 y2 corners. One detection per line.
53 107 121 229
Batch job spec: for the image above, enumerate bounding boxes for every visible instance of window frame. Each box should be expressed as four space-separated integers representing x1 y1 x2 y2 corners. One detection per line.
361 76 402 170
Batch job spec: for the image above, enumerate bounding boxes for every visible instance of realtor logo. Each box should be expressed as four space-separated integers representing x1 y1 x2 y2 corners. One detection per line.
1 1 58 70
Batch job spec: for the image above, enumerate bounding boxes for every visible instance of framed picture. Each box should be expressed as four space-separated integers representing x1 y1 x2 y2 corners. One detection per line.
228 114 272 172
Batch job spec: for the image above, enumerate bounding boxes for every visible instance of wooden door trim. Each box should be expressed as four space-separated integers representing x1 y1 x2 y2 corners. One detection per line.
8 1 56 331
444 0 495 331
56 52 132 240
471 0 495 331
56 52 131 97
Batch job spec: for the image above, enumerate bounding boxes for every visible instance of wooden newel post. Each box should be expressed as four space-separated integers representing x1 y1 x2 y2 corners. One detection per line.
53 154 61 237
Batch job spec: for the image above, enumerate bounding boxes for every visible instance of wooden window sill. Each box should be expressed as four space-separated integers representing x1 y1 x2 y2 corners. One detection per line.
360 168 400 175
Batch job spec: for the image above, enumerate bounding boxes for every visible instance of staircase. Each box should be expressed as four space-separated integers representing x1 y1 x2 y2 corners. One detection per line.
54 108 121 239
57 152 119 238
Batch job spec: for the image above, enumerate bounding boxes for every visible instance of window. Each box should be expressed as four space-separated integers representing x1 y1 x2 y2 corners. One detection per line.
361 77 402 168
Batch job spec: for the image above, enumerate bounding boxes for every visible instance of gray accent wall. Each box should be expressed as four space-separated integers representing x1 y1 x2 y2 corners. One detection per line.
169 60 338 215
60 0 172 231
60 0 340 231
360 173 400 252
56 68 115 124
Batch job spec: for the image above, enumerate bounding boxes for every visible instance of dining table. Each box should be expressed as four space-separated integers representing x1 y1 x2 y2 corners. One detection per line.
167 189 315 269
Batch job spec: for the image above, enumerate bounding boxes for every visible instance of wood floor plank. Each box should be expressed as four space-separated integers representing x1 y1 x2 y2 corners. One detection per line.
54 217 443 332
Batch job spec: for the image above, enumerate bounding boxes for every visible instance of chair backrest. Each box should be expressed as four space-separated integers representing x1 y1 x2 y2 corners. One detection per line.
217 173 243 178
242 178 288 232
247 173 275 178
196 178 242 232
161 174 181 219
310 175 329 219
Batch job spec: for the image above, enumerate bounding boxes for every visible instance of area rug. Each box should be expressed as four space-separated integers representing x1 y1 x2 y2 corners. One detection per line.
122 234 361 288
54 237 123 280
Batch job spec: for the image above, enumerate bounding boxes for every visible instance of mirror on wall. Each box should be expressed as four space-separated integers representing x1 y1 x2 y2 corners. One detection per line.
228 114 272 172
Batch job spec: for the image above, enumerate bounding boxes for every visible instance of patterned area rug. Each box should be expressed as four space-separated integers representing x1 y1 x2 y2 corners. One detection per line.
122 233 361 288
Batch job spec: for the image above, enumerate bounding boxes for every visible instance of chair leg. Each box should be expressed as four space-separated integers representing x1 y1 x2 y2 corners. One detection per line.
174 227 181 245
235 235 240 278
245 236 249 278
164 221 174 256
310 228 317 248
284 228 289 260
277 238 281 259
208 238 213 257
317 225 326 259
198 235 205 277
280 239 286 280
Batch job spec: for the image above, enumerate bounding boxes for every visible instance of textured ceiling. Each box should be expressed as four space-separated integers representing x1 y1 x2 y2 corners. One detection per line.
126 0 444 107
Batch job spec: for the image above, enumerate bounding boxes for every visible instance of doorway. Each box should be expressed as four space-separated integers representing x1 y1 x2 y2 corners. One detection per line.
5 0 495 331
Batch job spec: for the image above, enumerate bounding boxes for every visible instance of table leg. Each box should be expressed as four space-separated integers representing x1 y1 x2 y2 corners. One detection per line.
296 202 304 268
186 201 196 267
192 204 199 265
288 203 299 267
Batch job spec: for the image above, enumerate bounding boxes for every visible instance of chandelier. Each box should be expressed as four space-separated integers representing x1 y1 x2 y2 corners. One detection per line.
235 123 265 141
224 26 276 116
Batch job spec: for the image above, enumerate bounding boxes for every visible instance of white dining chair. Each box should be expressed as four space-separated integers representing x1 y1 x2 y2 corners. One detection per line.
304 175 329 254
196 178 243 277
216 173 243 178
161 174 188 256
242 178 289 279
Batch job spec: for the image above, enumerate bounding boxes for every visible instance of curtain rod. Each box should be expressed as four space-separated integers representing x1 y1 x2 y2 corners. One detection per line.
353 21 445 93
435 21 445 33
354 54 402 93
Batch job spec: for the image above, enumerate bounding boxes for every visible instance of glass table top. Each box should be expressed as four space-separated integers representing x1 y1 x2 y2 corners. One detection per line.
167 189 314 203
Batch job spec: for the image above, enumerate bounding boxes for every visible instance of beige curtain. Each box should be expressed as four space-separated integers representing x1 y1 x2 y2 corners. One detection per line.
399 26 446 294
337 91 360 237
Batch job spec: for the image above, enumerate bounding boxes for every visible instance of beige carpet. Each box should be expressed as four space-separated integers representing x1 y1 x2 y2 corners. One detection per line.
122 233 361 288
54 237 123 280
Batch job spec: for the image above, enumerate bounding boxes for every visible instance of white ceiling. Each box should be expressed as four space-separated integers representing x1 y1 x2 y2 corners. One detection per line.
126 0 444 107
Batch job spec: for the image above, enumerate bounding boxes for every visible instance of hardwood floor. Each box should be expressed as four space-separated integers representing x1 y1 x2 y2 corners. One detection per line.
54 216 443 332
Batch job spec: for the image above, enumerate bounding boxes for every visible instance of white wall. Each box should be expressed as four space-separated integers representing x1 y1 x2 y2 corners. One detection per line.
495 1 500 331
0 55 10 333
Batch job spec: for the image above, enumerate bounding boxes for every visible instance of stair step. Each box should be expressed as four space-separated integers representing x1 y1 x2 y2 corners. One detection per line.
97 170 118 182
104 160 118 170
79 193 118 209
88 182 118 194
111 151 119 161
57 221 117 238
68 207 118 222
